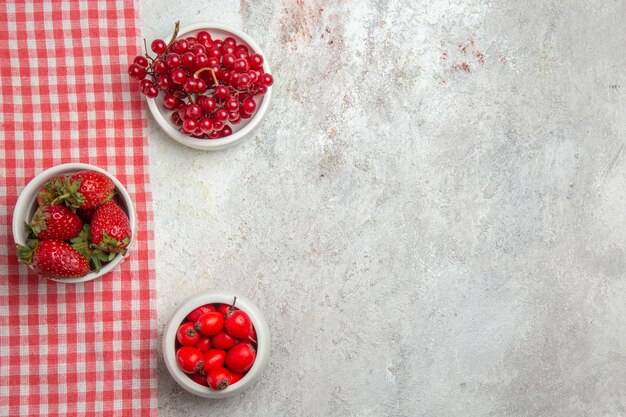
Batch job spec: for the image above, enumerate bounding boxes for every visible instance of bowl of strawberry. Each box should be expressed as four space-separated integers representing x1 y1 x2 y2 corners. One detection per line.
162 290 270 398
12 163 136 283
129 21 274 151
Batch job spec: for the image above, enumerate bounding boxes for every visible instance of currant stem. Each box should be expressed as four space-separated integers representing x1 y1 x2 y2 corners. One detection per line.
165 20 180 51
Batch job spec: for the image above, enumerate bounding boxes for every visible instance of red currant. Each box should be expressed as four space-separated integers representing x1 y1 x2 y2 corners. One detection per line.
233 58 249 73
220 125 233 137
186 103 202 119
214 85 229 99
200 96 217 112
197 31 211 43
241 98 256 114
215 108 229 122
199 117 214 133
182 118 198 133
134 55 149 67
128 64 146 80
191 44 206 55
163 94 180 110
223 36 236 47
145 84 159 98
224 98 239 112
248 53 263 69
151 39 167 54
153 59 168 74
170 68 187 84
260 73 273 86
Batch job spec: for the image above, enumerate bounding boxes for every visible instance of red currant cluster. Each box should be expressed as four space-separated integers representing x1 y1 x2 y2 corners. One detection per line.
128 22 273 139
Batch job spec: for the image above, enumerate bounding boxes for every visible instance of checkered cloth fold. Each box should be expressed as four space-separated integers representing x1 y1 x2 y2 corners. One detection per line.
0 1 157 416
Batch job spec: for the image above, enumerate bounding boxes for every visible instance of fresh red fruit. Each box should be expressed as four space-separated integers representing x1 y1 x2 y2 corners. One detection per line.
177 322 200 346
57 170 115 210
189 372 208 386
134 55 149 68
260 73 273 87
151 39 167 54
229 372 244 385
206 367 231 390
202 349 226 373
224 310 252 339
194 336 212 352
215 303 232 316
186 304 216 322
248 53 263 69
176 346 204 374
241 324 257 344
89 200 132 255
225 343 256 373
211 331 236 350
29 204 83 241
195 312 224 336
241 98 256 114
128 64 147 80
16 240 90 279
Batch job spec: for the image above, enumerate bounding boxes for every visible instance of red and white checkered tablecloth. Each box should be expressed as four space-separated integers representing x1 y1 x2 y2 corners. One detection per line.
0 1 157 416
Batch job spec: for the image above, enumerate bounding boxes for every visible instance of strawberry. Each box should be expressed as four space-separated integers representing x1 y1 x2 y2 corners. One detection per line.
70 224 114 272
29 204 83 241
90 200 131 255
76 206 97 223
16 240 90 279
55 170 115 210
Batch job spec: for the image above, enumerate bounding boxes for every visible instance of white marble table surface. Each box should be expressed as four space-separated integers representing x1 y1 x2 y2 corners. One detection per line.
139 1 626 416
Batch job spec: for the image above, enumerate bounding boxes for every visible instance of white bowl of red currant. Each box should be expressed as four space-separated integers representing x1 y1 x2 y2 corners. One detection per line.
129 22 274 151
162 290 270 398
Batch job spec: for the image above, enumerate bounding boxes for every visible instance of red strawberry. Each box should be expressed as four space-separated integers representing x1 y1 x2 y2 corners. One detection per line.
56 170 115 210
29 204 83 241
76 206 97 223
16 240 90 279
90 200 131 255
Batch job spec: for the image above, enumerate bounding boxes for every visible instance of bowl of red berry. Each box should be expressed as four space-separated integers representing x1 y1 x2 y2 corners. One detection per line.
129 21 274 151
12 163 136 283
162 290 270 398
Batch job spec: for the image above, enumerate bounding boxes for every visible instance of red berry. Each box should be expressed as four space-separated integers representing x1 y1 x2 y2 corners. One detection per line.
195 312 224 336
238 73 251 87
183 78 198 93
128 64 146 80
191 44 206 55
225 343 256 373
248 53 263 69
145 84 159 98
228 112 241 124
215 108 229 122
200 96 217 112
221 44 236 56
177 322 200 346
30 204 83 241
189 372 208 386
182 118 199 133
171 112 183 126
222 53 236 69
206 367 231 391
151 39 167 54
134 55 149 68
166 53 181 68
194 336 212 352
219 125 233 138
233 58 249 73
186 304 216 322
224 310 252 339
214 85 229 99
208 45 221 59
139 79 153 93
186 104 202 119
176 346 204 373
216 303 233 316
157 75 173 90
241 98 256 114
199 117 214 133
170 68 187 84
153 59 168 74
235 44 249 55
260 73 273 87
89 200 132 254
229 372 244 385
163 94 180 110
172 39 189 54
202 349 226 374
224 98 239 112
181 52 195 68
195 78 207 93
211 331 236 350
16 240 90 279
197 31 211 43
223 36 237 47
241 324 257 344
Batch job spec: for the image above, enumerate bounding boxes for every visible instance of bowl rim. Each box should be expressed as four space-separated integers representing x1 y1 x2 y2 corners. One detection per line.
12 162 137 283
146 21 273 151
162 290 271 398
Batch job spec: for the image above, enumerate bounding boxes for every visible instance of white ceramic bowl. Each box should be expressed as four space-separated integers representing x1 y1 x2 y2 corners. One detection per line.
162 290 271 398
12 163 137 283
146 22 273 151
